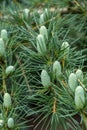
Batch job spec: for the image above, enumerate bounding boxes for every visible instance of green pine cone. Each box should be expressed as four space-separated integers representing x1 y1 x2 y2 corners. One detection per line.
6 65 15 76
75 86 85 110
0 38 6 60
3 93 12 108
61 41 70 58
39 8 48 24
41 69 51 87
7 118 14 128
44 8 49 20
68 73 78 92
53 60 61 79
39 14 44 24
39 26 48 40
22 8 29 20
0 120 4 128
76 69 83 81
36 34 47 55
1 29 8 41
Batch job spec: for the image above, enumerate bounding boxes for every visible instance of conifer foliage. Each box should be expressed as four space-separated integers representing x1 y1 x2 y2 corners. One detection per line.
0 0 87 130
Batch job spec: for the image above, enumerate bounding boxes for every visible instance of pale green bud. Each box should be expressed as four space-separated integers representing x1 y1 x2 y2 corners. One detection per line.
39 8 49 24
7 118 14 128
22 8 29 20
0 120 4 128
3 93 11 108
6 65 15 76
76 69 83 81
39 26 48 40
36 34 47 55
0 38 6 59
75 86 85 110
44 8 49 18
68 73 78 92
1 29 8 41
39 14 44 24
41 69 51 87
53 61 61 79
61 42 70 58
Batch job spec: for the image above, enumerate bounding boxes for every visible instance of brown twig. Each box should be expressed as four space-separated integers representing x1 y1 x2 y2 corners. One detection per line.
53 97 57 113
2 63 7 93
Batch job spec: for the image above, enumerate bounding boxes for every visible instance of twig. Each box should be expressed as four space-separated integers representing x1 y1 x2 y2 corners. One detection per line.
53 97 57 113
78 79 87 91
2 64 7 93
